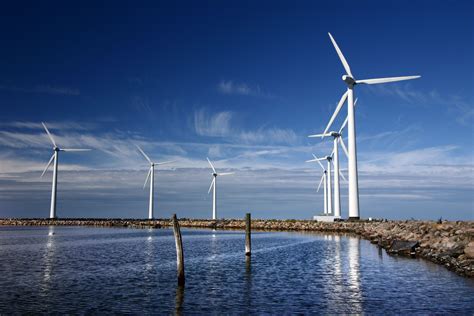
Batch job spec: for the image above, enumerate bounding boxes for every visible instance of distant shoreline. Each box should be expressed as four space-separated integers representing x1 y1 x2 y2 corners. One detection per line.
1 218 473 278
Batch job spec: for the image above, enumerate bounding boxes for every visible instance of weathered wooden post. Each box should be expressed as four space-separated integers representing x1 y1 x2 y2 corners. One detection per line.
245 213 251 256
172 214 185 286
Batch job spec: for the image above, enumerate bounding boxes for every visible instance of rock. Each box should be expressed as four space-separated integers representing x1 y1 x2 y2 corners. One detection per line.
388 240 420 256
464 242 474 259
440 245 465 258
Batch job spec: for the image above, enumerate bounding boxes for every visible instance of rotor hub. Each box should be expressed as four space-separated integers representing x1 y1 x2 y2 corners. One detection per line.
342 75 356 86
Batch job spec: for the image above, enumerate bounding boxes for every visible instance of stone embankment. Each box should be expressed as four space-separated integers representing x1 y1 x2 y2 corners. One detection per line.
1 218 473 277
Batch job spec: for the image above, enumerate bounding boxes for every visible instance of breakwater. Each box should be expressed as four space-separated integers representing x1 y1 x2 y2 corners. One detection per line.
1 218 473 277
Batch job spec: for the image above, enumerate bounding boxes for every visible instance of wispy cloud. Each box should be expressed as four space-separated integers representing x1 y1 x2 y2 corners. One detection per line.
365 84 473 125
217 80 272 97
0 84 80 96
131 95 155 118
194 108 232 137
0 121 97 131
194 109 298 145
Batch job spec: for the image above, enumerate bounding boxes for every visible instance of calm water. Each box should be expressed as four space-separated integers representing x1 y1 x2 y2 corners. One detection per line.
0 226 473 314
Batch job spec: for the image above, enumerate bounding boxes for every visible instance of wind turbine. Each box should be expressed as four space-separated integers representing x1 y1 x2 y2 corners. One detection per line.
307 154 347 217
307 155 333 215
136 145 174 220
40 122 90 219
323 32 420 219
207 158 234 220
308 102 354 218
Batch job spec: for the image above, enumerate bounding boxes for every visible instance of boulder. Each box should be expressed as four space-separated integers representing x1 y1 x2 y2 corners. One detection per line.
464 241 474 259
388 240 420 256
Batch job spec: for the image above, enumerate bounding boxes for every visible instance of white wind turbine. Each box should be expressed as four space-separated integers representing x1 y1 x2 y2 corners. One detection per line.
307 155 333 215
136 145 174 220
207 158 234 220
323 32 420 219
40 122 90 219
306 154 347 216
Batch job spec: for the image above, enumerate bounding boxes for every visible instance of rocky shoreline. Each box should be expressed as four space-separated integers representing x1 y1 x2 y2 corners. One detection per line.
1 218 473 278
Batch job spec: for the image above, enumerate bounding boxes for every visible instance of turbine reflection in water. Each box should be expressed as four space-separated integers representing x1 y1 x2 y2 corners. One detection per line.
144 230 154 272
41 226 56 297
347 236 362 313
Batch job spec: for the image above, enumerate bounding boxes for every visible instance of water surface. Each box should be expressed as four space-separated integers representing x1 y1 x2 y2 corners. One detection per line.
0 226 473 314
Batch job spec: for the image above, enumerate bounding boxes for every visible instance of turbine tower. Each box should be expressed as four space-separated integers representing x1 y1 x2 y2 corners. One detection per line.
323 32 420 219
207 158 234 220
137 145 174 220
40 122 90 219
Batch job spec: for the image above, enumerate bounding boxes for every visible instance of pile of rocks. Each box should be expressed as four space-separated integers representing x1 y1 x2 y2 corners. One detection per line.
1 218 472 277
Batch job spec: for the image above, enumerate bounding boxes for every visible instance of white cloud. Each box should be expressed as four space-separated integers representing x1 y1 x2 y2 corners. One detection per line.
217 80 272 97
0 121 97 131
194 108 232 137
0 119 472 220
365 84 473 125
193 109 298 145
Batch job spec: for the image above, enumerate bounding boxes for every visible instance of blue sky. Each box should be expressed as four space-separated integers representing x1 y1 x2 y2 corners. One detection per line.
0 1 472 220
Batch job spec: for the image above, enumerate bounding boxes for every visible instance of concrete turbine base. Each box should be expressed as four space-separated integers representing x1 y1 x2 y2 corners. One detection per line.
313 215 339 222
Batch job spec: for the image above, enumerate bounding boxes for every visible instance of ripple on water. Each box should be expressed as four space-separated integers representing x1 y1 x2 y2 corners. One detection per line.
0 226 473 314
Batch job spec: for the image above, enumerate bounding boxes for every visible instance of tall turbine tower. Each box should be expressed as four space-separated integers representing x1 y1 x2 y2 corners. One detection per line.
40 122 90 219
323 32 420 219
207 158 234 220
137 145 174 220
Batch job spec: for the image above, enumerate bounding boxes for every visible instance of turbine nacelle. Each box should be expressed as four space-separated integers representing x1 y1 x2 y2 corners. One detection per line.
213 173 218 177
342 75 356 86
330 131 341 138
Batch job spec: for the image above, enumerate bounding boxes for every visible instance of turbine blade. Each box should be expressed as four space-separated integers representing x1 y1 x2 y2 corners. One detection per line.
42 122 57 147
338 98 356 134
316 159 325 170
339 117 348 134
207 157 216 173
136 145 152 164
339 170 348 182
328 33 353 78
143 167 151 189
156 160 175 166
61 148 91 152
218 172 234 176
339 137 349 159
308 133 332 138
322 91 348 139
41 154 55 178
356 75 421 85
317 174 324 192
208 177 215 194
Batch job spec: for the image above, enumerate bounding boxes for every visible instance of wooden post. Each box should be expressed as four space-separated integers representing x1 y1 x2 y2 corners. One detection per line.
245 213 251 256
172 214 185 286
